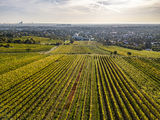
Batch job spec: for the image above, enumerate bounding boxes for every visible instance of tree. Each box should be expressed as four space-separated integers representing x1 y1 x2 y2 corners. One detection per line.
127 52 132 56
26 48 31 52
30 38 36 44
70 38 74 44
114 51 117 55
14 40 22 43
24 38 35 44
145 41 152 49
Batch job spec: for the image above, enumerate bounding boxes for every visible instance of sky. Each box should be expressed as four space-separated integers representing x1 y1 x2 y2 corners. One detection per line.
0 0 160 24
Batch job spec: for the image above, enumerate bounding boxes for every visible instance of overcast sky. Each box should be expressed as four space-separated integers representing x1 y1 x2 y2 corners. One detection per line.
0 0 160 24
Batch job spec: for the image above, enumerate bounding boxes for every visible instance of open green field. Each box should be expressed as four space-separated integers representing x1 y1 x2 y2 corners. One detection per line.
13 36 63 45
0 36 63 53
0 41 160 120
0 43 53 53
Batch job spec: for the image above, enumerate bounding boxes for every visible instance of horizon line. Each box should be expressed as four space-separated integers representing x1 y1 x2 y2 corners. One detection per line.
0 22 160 25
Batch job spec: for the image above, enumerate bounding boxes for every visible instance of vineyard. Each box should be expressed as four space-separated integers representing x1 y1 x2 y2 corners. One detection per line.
0 41 160 120
0 53 47 75
0 55 160 119
99 45 160 58
52 44 109 54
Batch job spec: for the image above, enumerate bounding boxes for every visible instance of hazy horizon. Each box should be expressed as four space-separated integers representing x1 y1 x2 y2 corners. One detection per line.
0 22 160 25
0 0 160 24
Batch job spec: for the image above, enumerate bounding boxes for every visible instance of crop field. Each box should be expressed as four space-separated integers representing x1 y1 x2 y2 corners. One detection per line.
0 55 160 119
0 41 160 120
114 57 160 104
52 44 110 54
99 45 160 58
0 53 47 75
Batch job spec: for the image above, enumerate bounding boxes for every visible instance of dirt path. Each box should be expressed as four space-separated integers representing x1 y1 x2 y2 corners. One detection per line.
40 46 58 54
64 62 85 109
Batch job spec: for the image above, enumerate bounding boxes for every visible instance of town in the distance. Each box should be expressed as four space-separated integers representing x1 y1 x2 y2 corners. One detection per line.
0 23 160 51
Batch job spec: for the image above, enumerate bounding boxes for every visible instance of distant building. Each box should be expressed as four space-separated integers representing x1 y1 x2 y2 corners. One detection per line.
123 41 129 45
18 21 23 25
72 36 89 41
151 42 160 46
145 49 152 51
72 33 90 41
56 24 71 27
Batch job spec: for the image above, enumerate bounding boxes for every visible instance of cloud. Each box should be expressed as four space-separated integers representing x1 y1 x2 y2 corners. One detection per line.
0 0 159 23
35 0 68 5
148 2 160 14
97 0 129 6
